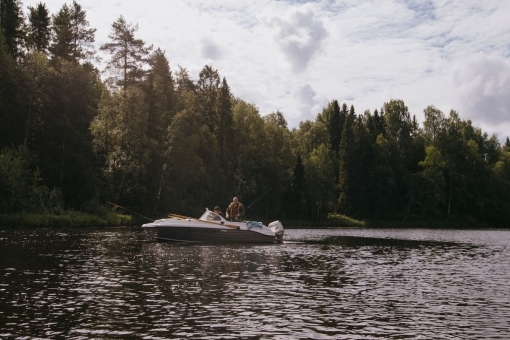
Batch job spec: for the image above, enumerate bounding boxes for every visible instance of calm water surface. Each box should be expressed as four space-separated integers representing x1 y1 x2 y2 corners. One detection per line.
0 227 509 339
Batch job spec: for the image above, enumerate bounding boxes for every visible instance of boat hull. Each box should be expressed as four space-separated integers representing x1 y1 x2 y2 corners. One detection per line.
145 225 276 243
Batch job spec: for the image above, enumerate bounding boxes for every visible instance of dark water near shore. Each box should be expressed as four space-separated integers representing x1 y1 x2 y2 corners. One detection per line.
1 227 509 339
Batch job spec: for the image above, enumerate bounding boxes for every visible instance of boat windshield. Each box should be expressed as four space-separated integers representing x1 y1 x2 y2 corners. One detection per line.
199 209 226 222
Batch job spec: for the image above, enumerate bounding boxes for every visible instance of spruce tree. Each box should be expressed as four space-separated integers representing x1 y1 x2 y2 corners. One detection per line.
197 64 220 131
0 0 24 57
0 29 22 147
218 77 233 156
27 2 51 53
327 100 341 157
49 4 73 60
69 0 96 61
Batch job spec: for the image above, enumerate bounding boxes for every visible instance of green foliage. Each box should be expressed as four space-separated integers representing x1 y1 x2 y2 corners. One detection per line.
90 87 150 204
27 2 51 53
49 3 73 60
163 101 220 216
0 29 23 147
1 11 509 228
0 211 132 227
0 146 63 213
48 1 96 62
0 0 24 57
413 146 447 219
100 16 152 90
306 143 335 219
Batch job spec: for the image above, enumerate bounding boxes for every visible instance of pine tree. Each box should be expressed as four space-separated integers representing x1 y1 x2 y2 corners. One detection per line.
27 2 51 53
100 16 152 90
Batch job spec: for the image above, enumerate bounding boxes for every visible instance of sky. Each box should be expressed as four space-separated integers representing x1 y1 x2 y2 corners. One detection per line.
23 0 510 141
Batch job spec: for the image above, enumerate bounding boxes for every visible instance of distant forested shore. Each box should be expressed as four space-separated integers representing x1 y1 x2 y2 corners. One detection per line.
1 0 510 227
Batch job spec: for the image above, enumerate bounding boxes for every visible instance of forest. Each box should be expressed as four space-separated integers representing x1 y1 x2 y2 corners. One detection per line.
1 0 510 226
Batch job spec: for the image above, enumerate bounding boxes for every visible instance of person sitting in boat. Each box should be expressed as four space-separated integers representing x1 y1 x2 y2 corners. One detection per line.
213 206 224 220
226 197 245 222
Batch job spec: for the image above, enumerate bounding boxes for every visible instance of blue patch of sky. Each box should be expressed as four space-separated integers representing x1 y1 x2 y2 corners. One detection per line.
353 0 436 41
402 0 436 21
429 33 462 49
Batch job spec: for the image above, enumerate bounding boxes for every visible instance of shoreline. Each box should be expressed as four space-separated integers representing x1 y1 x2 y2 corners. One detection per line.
0 212 499 229
0 212 133 228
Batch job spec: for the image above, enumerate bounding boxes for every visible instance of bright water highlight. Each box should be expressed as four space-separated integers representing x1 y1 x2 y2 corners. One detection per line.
1 228 509 339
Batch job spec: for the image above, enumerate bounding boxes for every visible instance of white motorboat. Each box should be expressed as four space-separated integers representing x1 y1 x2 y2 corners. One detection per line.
142 209 284 244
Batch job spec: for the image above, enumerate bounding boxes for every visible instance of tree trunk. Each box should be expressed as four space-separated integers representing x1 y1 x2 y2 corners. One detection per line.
447 175 452 220
421 196 429 220
403 199 411 222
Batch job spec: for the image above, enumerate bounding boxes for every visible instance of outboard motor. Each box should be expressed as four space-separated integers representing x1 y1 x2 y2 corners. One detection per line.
268 221 284 243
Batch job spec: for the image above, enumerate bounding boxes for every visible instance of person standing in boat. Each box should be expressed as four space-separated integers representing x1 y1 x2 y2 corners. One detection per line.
226 197 245 222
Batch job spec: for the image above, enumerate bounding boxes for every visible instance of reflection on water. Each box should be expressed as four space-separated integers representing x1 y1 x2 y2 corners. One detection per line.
1 227 509 339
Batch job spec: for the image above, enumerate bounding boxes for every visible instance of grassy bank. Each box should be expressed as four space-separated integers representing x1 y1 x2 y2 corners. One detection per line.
0 211 133 228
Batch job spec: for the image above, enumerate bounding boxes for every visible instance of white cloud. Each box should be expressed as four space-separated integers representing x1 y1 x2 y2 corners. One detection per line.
453 53 510 125
200 39 222 60
269 5 328 72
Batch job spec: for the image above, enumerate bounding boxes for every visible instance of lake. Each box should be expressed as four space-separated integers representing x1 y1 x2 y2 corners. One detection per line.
1 227 509 339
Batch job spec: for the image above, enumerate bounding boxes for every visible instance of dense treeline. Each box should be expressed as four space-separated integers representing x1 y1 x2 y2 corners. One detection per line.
1 0 510 225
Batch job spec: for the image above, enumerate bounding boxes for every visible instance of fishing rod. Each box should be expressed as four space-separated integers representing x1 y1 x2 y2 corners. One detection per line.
107 201 154 222
246 187 274 209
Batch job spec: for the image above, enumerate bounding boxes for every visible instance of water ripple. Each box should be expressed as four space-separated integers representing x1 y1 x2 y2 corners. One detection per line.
0 227 509 339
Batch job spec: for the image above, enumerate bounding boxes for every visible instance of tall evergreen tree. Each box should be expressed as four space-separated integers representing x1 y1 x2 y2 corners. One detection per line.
217 77 233 157
69 0 96 61
48 1 95 62
338 111 355 216
100 16 152 90
145 48 174 141
49 3 73 60
326 100 342 157
0 29 22 147
143 48 174 211
197 64 220 131
283 153 306 219
27 2 50 53
0 0 24 57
